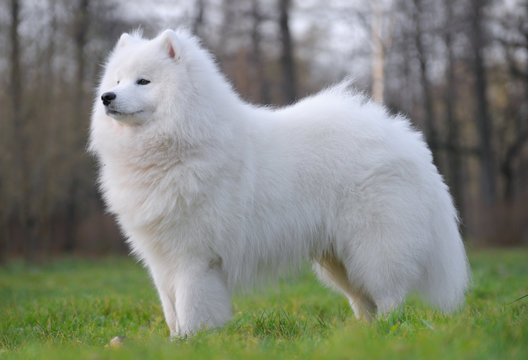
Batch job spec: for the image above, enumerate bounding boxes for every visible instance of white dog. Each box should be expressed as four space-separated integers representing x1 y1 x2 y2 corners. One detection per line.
89 29 470 336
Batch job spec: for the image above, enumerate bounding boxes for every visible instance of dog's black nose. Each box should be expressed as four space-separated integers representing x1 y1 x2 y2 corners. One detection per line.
101 92 116 106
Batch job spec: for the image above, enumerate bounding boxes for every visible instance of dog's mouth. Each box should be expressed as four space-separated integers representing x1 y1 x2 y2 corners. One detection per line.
105 108 144 117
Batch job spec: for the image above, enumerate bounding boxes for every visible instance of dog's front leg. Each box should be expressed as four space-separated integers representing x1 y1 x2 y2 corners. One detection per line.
150 265 180 337
173 259 232 336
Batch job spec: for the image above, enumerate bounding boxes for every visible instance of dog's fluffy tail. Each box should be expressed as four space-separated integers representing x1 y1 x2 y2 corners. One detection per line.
420 182 471 312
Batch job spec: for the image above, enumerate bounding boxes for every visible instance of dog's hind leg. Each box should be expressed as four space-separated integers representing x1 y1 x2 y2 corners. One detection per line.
348 292 377 322
313 255 376 322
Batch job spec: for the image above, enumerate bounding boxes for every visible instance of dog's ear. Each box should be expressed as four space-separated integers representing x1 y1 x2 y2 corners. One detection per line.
158 29 181 61
117 32 131 48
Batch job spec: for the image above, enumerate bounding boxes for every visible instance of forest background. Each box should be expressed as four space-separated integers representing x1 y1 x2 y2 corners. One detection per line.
1 0 527 261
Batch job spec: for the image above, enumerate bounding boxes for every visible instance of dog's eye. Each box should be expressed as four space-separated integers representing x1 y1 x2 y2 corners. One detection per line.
136 79 151 85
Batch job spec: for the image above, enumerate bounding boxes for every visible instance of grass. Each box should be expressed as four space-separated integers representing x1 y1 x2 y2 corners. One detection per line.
1 249 527 359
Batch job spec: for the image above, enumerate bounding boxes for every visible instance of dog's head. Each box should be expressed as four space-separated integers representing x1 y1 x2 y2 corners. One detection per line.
91 28 236 158
96 29 189 126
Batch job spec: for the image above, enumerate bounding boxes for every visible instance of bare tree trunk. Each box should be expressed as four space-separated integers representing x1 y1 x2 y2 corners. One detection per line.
192 0 205 36
278 0 297 104
9 0 21 129
217 0 235 64
74 0 88 118
413 0 438 166
371 0 384 103
250 0 270 104
501 131 528 201
0 172 6 262
470 0 496 206
498 5 528 202
9 0 36 260
443 0 464 218
64 0 90 253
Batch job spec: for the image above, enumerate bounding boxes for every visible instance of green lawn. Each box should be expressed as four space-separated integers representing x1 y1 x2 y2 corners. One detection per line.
1 249 527 359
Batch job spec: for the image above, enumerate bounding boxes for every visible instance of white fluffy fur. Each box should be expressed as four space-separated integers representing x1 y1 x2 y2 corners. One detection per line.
89 29 470 336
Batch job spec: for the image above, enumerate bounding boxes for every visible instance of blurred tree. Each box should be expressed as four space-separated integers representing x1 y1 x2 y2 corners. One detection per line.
217 0 236 59
9 0 21 131
73 0 89 121
412 0 438 166
470 0 496 206
9 0 38 259
63 0 90 252
192 0 205 37
250 0 271 104
442 0 464 215
496 1 528 202
278 0 297 104
371 0 386 103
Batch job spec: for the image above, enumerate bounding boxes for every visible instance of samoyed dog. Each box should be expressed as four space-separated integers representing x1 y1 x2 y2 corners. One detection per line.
89 29 470 336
